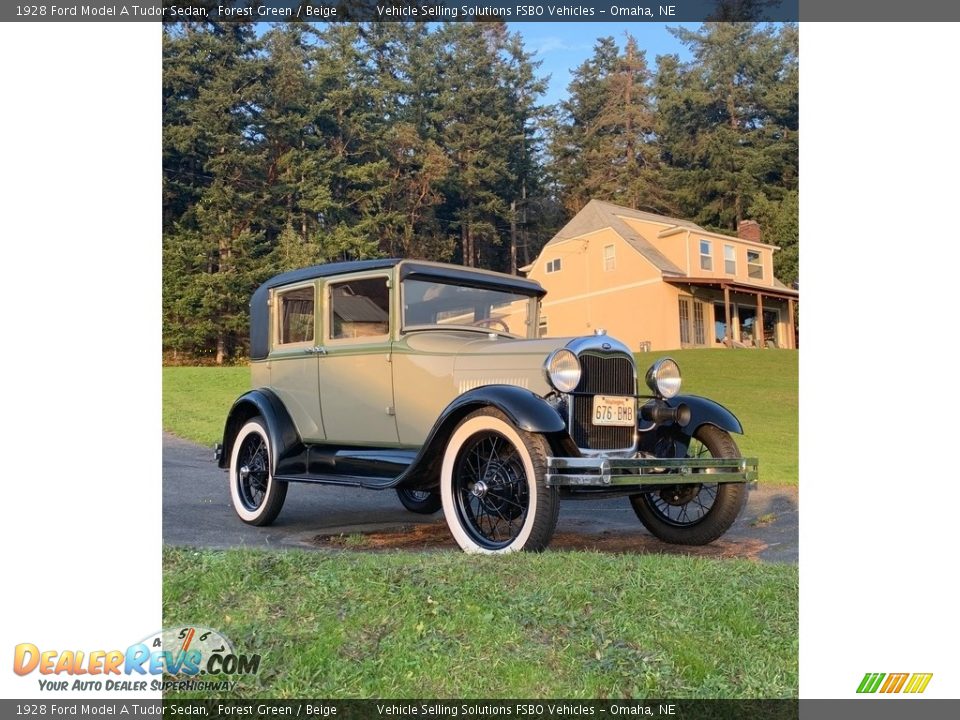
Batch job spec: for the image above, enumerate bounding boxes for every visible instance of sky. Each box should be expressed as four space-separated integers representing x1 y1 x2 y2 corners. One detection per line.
506 22 700 105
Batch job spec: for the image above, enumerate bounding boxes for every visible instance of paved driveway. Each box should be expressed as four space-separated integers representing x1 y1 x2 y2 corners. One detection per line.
163 433 797 562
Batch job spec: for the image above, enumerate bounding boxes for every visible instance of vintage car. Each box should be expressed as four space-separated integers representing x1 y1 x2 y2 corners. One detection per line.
216 259 757 553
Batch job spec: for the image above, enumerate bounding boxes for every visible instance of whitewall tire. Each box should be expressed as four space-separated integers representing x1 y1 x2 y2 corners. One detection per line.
440 408 559 554
229 418 288 526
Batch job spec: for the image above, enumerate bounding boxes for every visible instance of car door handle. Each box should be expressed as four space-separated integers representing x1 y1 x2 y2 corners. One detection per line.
305 346 327 355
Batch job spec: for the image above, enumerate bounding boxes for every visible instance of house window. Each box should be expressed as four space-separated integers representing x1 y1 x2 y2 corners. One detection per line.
603 244 615 271
277 286 315 345
699 240 712 271
678 298 690 344
724 245 736 275
747 250 763 279
545 258 562 273
693 301 706 345
680 297 707 346
329 277 390 340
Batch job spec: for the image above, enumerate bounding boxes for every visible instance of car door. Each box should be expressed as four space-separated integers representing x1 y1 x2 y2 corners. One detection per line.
267 280 325 442
317 272 400 445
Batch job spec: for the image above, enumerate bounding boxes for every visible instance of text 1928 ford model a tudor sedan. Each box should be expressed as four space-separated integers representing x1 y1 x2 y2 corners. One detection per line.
216 259 757 553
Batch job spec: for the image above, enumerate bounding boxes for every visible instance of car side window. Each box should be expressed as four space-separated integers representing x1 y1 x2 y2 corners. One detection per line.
329 277 390 341
276 286 315 345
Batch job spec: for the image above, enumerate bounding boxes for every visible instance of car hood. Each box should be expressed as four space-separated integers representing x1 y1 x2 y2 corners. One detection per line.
398 330 636 398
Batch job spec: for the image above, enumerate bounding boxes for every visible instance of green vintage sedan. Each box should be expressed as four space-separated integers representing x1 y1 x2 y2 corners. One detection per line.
216 259 757 553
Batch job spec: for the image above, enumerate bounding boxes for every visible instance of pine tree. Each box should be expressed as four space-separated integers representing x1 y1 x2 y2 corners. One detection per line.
548 36 619 215
655 22 798 231
163 22 269 363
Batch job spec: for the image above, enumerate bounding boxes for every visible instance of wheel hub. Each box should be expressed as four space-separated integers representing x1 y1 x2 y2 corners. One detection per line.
482 460 514 487
659 484 701 506
471 480 489 498
239 465 251 480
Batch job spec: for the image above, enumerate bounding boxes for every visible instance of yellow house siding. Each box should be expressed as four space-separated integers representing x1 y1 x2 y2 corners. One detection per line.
539 282 682 351
528 228 660 303
531 229 679 351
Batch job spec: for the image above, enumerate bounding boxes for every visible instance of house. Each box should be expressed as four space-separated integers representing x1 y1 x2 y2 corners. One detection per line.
522 200 798 351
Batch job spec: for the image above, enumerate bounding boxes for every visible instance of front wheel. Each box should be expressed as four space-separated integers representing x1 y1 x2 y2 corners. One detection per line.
396 488 443 514
229 418 288 526
629 425 747 545
440 408 559 554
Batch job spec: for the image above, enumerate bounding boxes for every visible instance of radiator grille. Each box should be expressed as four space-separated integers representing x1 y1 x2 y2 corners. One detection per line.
570 353 636 450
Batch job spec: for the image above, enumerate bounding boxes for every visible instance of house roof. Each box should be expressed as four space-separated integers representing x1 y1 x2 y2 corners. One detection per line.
544 199 785 275
545 200 703 276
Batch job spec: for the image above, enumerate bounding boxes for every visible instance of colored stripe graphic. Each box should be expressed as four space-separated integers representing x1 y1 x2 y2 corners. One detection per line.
857 672 932 694
880 673 909 693
903 673 933 694
857 673 885 693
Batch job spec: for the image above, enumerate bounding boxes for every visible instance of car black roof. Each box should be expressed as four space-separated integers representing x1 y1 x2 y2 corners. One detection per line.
249 259 545 360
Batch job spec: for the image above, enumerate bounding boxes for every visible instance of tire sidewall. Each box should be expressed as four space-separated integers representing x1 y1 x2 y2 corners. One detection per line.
229 418 278 524
440 414 539 554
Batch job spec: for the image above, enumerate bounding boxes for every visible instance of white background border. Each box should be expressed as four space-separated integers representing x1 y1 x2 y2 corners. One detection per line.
1 22 161 699
1 20 957 699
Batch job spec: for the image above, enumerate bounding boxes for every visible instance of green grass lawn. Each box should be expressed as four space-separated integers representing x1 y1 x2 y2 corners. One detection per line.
656 350 797 486
164 547 797 699
163 366 249 448
162 348 797 484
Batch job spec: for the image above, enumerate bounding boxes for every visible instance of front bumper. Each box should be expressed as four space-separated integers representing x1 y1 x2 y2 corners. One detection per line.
546 456 758 487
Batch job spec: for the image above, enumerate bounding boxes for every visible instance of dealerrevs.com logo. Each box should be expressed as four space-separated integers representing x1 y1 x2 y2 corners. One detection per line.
857 672 933 694
13 627 261 693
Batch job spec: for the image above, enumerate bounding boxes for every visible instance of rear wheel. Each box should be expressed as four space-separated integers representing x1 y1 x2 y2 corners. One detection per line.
440 408 559 554
229 418 288 526
629 425 747 545
396 488 442 514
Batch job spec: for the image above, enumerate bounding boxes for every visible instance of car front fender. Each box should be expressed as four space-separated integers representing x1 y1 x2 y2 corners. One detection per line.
664 394 744 436
396 385 565 489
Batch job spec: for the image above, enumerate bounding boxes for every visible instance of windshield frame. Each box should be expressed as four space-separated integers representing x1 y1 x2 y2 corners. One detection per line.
399 277 540 339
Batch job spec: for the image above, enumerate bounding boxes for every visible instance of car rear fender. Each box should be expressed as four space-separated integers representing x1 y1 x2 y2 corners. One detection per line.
218 389 303 473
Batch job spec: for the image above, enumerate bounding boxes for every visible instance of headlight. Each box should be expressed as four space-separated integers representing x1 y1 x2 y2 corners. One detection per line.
645 358 682 398
544 349 581 393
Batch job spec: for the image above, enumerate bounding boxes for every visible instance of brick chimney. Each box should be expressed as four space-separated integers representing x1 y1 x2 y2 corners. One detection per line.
737 220 761 243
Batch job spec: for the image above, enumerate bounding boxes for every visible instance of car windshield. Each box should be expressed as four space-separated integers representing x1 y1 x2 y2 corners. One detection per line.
402 279 537 337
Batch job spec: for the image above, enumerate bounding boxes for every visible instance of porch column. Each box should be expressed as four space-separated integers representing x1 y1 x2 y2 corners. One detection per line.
756 292 765 348
723 285 731 347
787 297 796 350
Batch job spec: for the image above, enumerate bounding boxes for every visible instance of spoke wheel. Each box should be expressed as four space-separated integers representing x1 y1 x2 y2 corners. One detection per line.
453 431 530 549
236 433 269 511
629 425 747 545
441 409 558 554
229 418 288 526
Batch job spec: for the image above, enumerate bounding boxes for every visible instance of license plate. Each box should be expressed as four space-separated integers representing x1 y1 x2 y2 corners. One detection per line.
591 395 635 426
